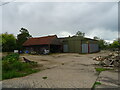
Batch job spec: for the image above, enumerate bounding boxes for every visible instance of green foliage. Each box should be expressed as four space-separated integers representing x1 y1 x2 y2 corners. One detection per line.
111 40 120 48
3 70 23 79
1 32 17 52
95 68 107 72
94 36 120 50
93 36 108 49
2 53 39 80
93 36 99 40
76 31 85 37
98 39 108 49
2 53 19 63
16 28 32 50
92 81 101 88
2 69 39 80
95 68 113 73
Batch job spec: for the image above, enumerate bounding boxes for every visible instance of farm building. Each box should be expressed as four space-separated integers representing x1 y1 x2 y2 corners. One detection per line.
23 35 62 54
61 36 99 53
23 35 99 54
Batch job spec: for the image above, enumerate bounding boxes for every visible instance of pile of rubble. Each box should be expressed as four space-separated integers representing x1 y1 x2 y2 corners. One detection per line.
93 51 120 67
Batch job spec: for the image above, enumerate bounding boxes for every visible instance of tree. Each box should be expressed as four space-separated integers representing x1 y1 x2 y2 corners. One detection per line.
111 40 120 48
1 32 17 52
17 28 32 50
98 39 108 49
93 36 99 40
76 31 85 37
93 36 108 49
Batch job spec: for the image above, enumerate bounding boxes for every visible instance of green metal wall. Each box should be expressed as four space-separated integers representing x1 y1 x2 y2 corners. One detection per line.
63 36 99 53
68 39 81 53
63 36 82 53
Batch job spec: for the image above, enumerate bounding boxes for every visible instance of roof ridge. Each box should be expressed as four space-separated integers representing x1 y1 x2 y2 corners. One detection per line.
31 35 57 39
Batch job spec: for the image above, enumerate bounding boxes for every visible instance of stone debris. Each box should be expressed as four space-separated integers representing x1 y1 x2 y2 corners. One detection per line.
93 51 120 67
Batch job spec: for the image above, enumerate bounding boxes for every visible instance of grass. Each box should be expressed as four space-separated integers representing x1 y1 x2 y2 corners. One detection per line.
2 69 39 80
2 53 40 80
92 67 113 89
95 68 113 73
92 81 101 88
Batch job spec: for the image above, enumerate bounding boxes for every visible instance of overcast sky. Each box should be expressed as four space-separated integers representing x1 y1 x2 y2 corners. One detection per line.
1 2 118 42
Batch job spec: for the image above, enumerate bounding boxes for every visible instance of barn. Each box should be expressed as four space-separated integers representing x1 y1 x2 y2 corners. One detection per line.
61 36 99 53
23 35 99 54
23 35 62 54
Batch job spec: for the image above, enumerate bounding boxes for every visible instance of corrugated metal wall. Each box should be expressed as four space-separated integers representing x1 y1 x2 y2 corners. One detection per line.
82 44 88 53
68 40 81 53
63 36 99 53
89 44 99 53
81 43 99 53
63 44 68 52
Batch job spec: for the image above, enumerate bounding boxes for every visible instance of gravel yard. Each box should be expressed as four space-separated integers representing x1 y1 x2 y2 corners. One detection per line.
2 51 119 88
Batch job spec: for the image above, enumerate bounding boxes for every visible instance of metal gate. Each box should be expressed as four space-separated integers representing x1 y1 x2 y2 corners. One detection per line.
63 44 68 52
82 44 88 53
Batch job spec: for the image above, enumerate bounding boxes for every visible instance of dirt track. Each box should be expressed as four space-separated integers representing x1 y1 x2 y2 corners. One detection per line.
2 51 118 88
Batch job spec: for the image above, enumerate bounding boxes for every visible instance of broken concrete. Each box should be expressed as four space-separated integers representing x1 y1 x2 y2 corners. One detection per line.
95 70 119 88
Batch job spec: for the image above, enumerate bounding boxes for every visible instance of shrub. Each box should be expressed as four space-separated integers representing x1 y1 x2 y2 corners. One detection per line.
2 60 12 71
2 53 19 63
2 53 40 80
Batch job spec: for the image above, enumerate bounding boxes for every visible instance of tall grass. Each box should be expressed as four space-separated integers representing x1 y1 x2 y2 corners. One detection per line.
2 53 40 80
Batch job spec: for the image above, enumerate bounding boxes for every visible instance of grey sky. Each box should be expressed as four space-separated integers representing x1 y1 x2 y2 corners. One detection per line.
1 2 118 42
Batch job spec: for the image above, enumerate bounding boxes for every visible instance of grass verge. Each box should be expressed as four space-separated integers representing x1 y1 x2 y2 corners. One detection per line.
2 53 40 80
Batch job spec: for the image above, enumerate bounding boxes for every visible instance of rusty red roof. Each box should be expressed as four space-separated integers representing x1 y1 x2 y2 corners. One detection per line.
23 35 61 46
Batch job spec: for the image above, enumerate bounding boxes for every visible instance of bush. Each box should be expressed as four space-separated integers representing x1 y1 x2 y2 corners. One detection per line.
2 60 12 71
2 53 40 80
2 53 19 63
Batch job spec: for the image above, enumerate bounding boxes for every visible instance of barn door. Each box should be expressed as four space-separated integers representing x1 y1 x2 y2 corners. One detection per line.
63 44 68 52
82 44 88 53
89 44 99 53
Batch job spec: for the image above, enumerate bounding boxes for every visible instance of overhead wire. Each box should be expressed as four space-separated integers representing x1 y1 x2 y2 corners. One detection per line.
0 0 16 6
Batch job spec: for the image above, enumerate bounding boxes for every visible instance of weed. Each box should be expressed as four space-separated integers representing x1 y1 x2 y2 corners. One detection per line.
95 68 113 73
92 81 101 88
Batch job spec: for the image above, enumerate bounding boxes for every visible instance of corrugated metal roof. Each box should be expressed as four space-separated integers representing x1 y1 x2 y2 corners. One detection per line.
23 35 60 46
